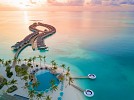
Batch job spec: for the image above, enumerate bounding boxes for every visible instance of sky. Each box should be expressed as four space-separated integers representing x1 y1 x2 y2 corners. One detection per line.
0 0 134 11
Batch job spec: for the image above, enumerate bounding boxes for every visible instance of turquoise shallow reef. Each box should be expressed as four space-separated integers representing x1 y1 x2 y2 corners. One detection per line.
0 11 134 100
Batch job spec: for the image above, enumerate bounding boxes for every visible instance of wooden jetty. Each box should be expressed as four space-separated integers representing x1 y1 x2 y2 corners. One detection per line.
72 76 89 79
71 84 84 92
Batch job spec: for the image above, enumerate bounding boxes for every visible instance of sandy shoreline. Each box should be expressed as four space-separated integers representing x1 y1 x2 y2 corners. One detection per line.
0 63 83 100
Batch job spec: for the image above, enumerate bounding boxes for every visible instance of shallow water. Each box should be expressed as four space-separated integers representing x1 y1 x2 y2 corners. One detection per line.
0 11 134 100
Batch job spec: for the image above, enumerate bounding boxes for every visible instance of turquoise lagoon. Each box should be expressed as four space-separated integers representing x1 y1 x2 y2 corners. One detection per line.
0 11 134 100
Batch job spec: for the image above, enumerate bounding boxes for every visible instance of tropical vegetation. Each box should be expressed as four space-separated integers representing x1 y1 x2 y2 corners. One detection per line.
0 56 74 100
6 85 18 93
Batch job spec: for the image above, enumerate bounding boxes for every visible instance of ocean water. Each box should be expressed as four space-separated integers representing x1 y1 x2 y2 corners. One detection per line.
0 11 134 100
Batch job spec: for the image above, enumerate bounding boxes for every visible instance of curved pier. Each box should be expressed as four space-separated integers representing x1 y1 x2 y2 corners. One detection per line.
11 22 56 67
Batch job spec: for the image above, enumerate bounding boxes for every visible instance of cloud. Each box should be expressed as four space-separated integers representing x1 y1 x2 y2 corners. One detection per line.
0 0 134 11
46 0 134 6
1 0 134 6
84 0 134 6
90 0 102 4
68 0 85 6
47 0 85 6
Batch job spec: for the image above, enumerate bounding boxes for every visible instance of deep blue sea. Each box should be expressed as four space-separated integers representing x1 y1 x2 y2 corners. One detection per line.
0 11 134 100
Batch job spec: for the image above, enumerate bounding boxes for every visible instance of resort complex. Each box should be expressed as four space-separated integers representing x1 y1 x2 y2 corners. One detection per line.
0 56 96 100
0 22 96 100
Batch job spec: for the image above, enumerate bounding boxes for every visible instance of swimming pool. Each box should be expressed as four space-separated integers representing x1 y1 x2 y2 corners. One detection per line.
30 70 59 92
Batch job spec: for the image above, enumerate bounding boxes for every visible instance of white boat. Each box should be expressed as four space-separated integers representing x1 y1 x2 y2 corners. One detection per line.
88 74 96 79
84 89 94 97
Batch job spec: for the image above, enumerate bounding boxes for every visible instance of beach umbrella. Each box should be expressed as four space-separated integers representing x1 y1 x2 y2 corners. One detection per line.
41 91 44 94
35 91 38 94
45 89 49 93
55 84 58 86
60 92 64 96
58 97 62 100
49 87 52 91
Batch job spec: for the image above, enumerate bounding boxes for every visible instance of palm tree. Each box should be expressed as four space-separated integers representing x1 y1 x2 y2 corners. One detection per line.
45 95 52 100
36 92 44 100
0 59 2 64
8 60 12 66
0 59 4 66
4 61 9 67
22 76 29 82
65 71 70 80
20 69 28 76
32 56 36 67
50 60 55 67
43 55 46 66
27 63 32 68
13 57 18 64
61 64 66 72
32 81 40 88
67 67 70 72
59 76 65 82
51 85 58 92
24 59 27 64
68 77 74 86
38 55 42 67
22 83 30 90
50 79 58 92
52 62 57 71
17 58 21 65
3 81 10 88
5 66 11 72
65 71 70 77
65 76 74 88
9 79 17 85
28 58 32 64
28 90 35 99
65 67 70 80
50 79 55 86
15 65 21 75
1 59 4 67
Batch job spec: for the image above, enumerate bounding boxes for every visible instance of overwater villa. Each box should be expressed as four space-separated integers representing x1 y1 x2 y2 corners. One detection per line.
11 22 56 51
11 32 38 50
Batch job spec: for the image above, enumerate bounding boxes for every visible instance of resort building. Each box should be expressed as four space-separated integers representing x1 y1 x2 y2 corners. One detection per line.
11 32 38 50
37 33 48 49
11 22 56 51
